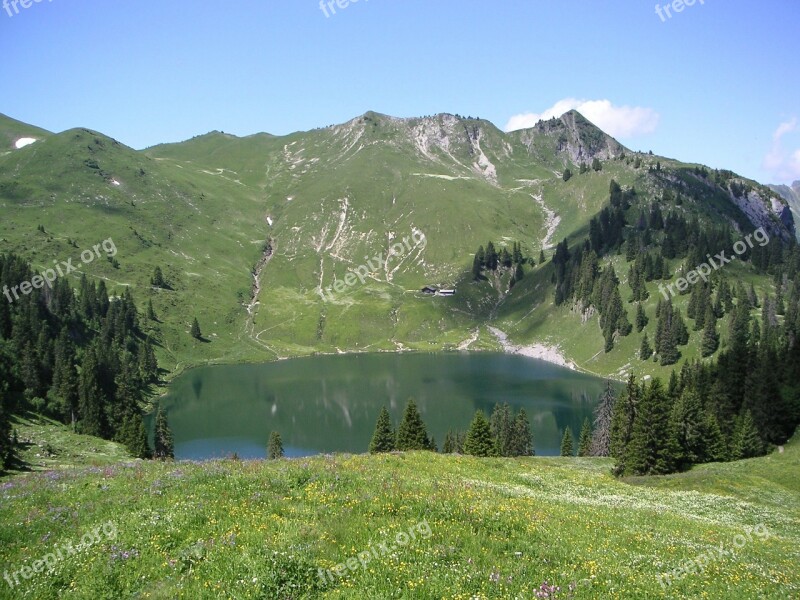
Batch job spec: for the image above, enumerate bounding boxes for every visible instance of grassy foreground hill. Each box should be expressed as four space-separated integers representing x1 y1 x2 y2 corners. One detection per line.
0 426 797 599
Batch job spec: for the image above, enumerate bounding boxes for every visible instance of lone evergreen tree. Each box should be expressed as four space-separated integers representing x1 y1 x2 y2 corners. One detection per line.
577 418 592 456
369 406 395 453
395 399 431 451
560 428 574 456
463 411 498 457
151 266 166 288
562 168 573 182
267 431 284 459
146 299 157 321
640 333 653 360
539 249 546 265
190 318 202 340
153 405 174 460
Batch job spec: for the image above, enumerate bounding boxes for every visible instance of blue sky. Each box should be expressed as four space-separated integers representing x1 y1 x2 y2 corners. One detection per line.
1 0 798 184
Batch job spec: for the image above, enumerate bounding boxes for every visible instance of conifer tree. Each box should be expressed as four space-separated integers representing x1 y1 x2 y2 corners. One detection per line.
463 411 498 457
698 410 727 462
78 346 106 438
560 428 574 456
640 333 653 361
444 430 466 454
510 408 533 457
153 405 175 460
151 266 166 288
610 376 639 472
190 318 202 340
267 431 284 459
730 410 764 460
118 412 151 459
539 249 546 265
476 245 485 268
656 299 681 365
590 381 616 456
743 347 789 444
395 399 431 451
635 303 648 332
623 379 677 475
512 242 523 265
472 253 483 281
490 403 513 457
147 299 157 321
0 389 13 470
669 389 707 470
139 338 159 384
485 242 498 271
672 308 689 346
443 431 455 453
369 406 396 453
500 247 512 269
701 304 719 357
577 418 592 456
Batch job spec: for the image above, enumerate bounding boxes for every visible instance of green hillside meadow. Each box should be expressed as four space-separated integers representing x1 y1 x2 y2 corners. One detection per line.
0 415 797 599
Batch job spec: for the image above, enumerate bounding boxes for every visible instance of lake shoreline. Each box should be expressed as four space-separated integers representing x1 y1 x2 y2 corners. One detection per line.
488 326 577 370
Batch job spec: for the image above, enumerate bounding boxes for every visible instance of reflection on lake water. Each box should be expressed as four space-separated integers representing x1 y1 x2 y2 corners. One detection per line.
156 352 611 459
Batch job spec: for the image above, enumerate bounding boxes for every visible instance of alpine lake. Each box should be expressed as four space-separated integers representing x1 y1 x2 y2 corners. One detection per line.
155 352 611 459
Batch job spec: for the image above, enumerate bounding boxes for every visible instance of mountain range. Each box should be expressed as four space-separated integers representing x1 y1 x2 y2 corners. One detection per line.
0 110 794 379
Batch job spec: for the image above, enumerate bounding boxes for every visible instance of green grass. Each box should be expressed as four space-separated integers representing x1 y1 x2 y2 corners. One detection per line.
0 432 797 598
4 413 132 473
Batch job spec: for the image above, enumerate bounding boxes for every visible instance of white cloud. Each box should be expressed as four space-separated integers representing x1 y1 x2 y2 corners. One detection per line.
762 118 800 183
773 117 797 141
504 98 660 138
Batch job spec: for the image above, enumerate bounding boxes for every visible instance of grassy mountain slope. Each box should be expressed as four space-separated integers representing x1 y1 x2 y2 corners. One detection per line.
0 113 51 152
4 413 131 472
0 111 794 379
0 433 797 598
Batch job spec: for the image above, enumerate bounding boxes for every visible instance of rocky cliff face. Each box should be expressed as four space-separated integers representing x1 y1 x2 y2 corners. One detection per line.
512 110 626 165
770 181 800 241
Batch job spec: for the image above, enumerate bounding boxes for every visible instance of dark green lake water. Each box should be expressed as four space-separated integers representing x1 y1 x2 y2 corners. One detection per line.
158 352 609 459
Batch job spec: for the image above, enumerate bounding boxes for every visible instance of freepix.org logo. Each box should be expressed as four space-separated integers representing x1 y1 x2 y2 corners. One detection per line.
3 0 53 19
2 238 117 304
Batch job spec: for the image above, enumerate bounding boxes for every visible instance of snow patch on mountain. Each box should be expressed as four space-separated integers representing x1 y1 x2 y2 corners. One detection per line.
14 137 37 149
